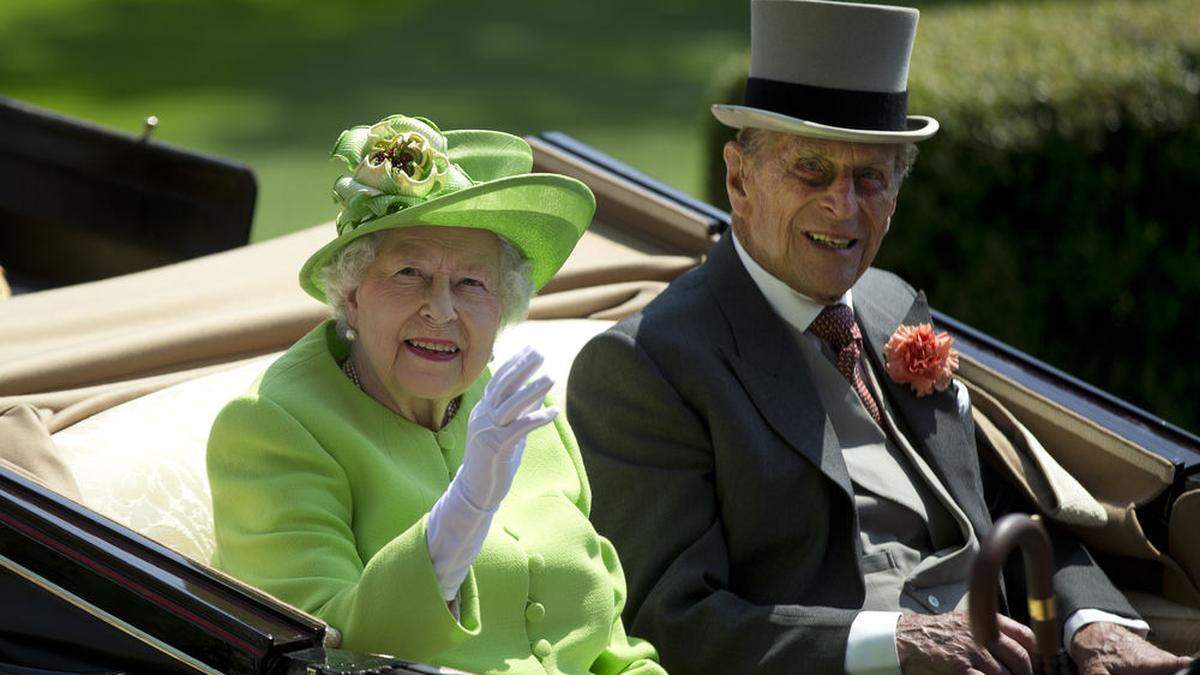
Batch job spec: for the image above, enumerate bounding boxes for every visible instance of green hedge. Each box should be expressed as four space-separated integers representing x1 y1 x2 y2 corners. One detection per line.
703 0 1200 434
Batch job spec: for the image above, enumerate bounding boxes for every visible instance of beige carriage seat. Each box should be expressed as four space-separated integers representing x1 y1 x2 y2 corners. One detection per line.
45 319 614 565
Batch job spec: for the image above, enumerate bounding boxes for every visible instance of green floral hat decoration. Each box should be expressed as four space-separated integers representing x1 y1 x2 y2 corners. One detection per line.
300 114 596 303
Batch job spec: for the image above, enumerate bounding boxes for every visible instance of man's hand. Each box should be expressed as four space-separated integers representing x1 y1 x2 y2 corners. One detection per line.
897 612 1037 675
1070 622 1191 675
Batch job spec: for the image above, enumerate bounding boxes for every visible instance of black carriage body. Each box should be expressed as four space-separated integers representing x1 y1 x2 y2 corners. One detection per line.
0 98 256 293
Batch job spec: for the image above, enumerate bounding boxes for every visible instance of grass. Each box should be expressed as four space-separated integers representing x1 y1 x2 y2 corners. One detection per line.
0 0 747 241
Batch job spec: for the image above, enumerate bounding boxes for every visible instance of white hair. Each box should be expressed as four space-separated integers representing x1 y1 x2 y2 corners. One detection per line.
318 229 534 336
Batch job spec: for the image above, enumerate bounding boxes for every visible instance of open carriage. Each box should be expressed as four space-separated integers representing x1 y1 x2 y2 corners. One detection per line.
1 101 1198 673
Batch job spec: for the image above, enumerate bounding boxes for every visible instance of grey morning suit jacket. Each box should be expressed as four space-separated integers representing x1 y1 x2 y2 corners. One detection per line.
566 233 1139 675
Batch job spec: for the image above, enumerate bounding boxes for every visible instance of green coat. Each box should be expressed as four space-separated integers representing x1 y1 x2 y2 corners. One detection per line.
208 321 664 675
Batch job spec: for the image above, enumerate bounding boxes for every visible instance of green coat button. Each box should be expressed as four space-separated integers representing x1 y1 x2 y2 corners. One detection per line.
528 554 545 574
525 601 546 622
532 638 552 659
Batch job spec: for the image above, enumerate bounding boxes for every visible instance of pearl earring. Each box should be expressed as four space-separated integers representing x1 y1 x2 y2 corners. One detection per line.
345 327 357 342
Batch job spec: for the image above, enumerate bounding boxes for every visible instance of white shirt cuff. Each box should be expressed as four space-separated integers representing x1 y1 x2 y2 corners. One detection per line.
1063 608 1149 649
845 611 903 675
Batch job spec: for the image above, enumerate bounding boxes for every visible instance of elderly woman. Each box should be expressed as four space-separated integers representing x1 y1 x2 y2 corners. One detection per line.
207 115 665 674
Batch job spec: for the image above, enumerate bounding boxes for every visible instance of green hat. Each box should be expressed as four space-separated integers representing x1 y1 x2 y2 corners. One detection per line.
300 114 596 303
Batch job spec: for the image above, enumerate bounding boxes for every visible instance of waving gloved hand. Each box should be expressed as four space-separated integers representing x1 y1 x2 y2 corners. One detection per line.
426 346 558 601
455 346 558 511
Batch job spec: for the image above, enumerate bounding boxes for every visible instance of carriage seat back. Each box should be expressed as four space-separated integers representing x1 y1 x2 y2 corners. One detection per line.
48 319 614 563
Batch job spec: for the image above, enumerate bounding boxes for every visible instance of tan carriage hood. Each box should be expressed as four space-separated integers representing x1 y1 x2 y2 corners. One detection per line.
0 216 697 424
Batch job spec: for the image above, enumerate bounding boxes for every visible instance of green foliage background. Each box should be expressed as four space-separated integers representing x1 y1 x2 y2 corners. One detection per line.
704 0 1200 433
2 0 1197 432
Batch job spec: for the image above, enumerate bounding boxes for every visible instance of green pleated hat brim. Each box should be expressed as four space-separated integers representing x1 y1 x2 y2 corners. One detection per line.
300 172 596 304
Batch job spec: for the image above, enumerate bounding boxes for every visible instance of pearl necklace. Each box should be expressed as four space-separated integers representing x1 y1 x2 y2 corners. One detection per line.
342 357 461 426
342 354 363 388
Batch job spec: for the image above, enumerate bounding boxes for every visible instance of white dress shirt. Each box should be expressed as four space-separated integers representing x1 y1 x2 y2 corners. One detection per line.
729 232 1148 674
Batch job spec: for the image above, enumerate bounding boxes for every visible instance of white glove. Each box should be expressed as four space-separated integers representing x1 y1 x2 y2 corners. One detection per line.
426 346 558 601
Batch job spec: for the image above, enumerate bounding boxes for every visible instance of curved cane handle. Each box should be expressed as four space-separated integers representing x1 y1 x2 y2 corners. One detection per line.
969 513 1060 675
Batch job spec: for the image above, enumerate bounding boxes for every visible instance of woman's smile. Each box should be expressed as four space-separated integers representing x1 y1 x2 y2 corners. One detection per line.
404 337 461 362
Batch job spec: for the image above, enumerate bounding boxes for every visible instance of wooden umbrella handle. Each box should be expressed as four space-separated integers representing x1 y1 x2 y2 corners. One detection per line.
969 513 1062 675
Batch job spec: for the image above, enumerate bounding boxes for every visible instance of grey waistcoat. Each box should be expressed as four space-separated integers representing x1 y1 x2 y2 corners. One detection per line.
796 332 980 614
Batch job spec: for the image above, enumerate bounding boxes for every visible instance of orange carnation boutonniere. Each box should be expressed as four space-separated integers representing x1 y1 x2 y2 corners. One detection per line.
884 323 960 397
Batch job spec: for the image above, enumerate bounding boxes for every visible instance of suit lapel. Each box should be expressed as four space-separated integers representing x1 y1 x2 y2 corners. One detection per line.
704 235 854 501
853 274 992 536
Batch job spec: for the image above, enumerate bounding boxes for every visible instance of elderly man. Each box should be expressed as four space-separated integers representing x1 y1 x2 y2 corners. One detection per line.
567 1 1193 673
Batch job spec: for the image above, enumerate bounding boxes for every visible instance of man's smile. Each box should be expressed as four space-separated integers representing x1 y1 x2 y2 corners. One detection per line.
804 231 859 251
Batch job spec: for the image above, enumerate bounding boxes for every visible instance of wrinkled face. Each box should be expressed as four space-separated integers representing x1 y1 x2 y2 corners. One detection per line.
724 133 901 303
346 226 504 405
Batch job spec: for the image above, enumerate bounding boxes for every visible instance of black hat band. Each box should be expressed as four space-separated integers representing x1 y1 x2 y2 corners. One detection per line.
744 77 909 131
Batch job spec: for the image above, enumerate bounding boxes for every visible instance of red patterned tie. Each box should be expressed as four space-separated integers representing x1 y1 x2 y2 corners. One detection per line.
808 304 883 425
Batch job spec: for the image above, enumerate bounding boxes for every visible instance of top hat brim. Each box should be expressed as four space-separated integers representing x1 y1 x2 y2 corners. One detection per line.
299 173 596 304
712 103 938 144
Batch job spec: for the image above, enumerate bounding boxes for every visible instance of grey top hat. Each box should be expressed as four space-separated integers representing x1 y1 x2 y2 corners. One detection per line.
713 0 938 143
